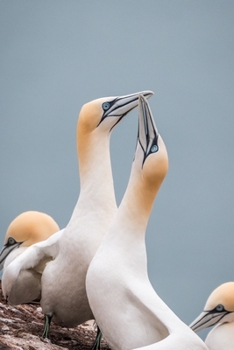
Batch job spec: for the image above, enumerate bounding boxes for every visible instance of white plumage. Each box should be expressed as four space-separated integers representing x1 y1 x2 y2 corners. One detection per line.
2 91 153 332
0 211 60 303
86 95 208 350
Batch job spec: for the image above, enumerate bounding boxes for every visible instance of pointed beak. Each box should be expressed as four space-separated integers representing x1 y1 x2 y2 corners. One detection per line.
189 310 230 332
138 94 159 165
0 242 21 270
102 90 153 125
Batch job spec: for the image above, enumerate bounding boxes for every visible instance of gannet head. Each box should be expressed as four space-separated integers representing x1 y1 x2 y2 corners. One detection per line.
77 91 154 174
136 94 168 191
78 90 154 134
0 211 59 270
122 95 168 219
190 282 234 332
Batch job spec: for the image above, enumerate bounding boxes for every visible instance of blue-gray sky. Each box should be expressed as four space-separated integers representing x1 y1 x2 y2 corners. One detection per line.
1 0 234 341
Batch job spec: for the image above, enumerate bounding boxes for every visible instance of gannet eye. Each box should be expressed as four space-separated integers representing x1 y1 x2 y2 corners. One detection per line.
8 237 16 245
102 102 111 111
215 304 224 312
151 145 158 153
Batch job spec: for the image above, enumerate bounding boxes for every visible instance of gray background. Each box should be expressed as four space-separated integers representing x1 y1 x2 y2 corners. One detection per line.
1 0 234 341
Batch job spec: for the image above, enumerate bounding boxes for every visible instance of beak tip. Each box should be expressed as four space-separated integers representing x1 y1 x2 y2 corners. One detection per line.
141 90 154 99
147 90 154 97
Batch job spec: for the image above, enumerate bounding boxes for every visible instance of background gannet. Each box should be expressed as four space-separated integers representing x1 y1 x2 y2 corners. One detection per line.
0 211 60 303
86 95 208 350
2 91 153 337
190 282 234 349
0 211 59 270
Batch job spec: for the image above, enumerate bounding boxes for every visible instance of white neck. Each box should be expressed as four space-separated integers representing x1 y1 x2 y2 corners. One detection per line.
113 160 162 237
72 127 117 222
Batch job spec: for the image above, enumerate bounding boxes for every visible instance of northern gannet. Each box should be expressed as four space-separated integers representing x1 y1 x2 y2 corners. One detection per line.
190 282 234 349
2 91 153 337
0 211 59 270
86 95 208 350
0 211 60 303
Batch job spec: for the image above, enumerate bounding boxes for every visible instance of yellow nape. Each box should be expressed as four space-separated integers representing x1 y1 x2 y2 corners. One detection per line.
142 136 169 188
5 211 59 247
77 97 110 134
205 282 234 312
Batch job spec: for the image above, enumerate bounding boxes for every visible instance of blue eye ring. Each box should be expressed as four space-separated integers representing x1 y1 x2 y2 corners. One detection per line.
215 304 224 312
8 237 16 245
102 102 111 111
151 145 158 153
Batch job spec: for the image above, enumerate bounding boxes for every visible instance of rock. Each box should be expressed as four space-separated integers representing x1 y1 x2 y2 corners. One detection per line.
0 281 111 350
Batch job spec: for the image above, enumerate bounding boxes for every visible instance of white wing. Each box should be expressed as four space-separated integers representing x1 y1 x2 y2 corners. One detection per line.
128 280 208 350
2 229 64 305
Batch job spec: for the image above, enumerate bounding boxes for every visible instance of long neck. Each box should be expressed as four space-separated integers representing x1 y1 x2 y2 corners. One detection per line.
117 167 163 236
76 124 117 214
102 162 165 278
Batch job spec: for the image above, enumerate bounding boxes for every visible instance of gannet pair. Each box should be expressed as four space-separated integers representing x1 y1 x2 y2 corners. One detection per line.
190 282 234 349
2 91 153 338
86 95 208 349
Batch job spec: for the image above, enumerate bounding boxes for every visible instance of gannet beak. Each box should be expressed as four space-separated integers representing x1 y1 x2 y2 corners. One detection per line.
189 309 230 332
0 241 22 270
99 90 153 127
138 94 159 165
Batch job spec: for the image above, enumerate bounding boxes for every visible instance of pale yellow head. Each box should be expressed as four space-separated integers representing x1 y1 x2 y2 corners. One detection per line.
190 282 234 332
204 282 234 312
78 97 114 135
129 95 168 216
76 91 154 170
0 211 59 269
78 91 153 134
4 211 59 247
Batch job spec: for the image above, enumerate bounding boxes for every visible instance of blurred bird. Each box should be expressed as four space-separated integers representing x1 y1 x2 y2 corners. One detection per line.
190 282 234 349
86 95 208 350
0 211 60 303
0 211 59 270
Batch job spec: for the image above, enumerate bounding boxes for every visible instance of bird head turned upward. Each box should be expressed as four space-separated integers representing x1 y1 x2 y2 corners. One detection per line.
0 211 59 270
128 94 168 214
190 282 234 333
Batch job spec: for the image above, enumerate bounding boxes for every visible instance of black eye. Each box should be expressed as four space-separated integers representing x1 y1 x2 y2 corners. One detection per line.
215 304 224 312
8 237 16 246
102 102 111 111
